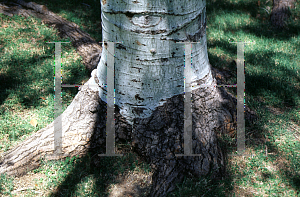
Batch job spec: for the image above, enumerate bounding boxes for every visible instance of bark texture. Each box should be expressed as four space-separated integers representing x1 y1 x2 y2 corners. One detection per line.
97 0 210 126
131 66 237 196
0 69 133 177
270 0 295 29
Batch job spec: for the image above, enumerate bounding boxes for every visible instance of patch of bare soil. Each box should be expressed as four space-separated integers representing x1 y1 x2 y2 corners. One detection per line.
108 169 153 197
11 172 49 196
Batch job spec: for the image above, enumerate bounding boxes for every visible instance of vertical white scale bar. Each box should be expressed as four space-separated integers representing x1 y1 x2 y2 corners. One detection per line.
176 42 202 157
54 42 62 155
184 43 193 155
237 42 245 154
46 41 70 160
228 41 253 157
98 42 122 157
106 42 115 155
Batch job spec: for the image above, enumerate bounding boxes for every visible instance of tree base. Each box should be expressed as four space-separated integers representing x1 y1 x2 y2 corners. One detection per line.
0 66 237 196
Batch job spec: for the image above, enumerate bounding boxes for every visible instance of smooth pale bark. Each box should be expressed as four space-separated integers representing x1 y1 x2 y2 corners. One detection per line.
98 0 211 125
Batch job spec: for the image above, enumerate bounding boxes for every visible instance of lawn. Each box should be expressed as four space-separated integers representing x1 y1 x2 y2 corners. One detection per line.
0 0 299 196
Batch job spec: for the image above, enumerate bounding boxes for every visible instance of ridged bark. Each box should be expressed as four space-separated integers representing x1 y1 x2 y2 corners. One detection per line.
0 69 133 177
132 68 236 196
270 0 295 29
0 71 100 177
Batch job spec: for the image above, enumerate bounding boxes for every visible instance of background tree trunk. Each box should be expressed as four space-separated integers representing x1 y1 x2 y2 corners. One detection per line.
270 0 296 29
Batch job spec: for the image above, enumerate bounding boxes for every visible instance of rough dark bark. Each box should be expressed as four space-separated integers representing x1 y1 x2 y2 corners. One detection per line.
270 0 296 29
132 68 236 196
0 75 103 176
0 1 258 196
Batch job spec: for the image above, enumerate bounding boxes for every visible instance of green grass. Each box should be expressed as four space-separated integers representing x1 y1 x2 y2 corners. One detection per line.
0 13 89 153
32 150 151 196
0 0 300 196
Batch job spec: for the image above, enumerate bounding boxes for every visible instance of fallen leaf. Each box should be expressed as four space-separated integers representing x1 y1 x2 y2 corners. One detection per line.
40 97 46 100
30 119 38 127
2 25 8 28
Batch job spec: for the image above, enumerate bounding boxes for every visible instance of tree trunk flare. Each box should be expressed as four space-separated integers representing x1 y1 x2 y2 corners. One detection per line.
270 0 295 29
97 0 237 195
0 69 237 196
132 67 236 196
0 69 133 177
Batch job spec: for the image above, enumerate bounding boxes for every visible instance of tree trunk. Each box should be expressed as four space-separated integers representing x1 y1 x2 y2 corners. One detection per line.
0 0 239 196
270 0 295 29
97 0 236 196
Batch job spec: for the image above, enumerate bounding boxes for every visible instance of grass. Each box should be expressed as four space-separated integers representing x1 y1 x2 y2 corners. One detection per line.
0 0 300 196
0 13 89 153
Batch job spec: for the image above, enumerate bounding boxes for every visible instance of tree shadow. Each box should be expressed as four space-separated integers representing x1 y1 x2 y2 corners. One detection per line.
0 53 55 108
206 0 299 40
30 0 102 42
207 31 300 197
48 99 152 197
0 45 89 110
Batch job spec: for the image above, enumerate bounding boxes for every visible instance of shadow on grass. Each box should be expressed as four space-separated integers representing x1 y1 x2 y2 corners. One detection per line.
30 0 102 42
206 18 299 196
207 0 299 40
0 53 89 109
47 100 152 197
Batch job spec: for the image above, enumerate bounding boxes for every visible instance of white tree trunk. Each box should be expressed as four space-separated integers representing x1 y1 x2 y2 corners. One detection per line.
97 0 211 125
96 1 237 196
